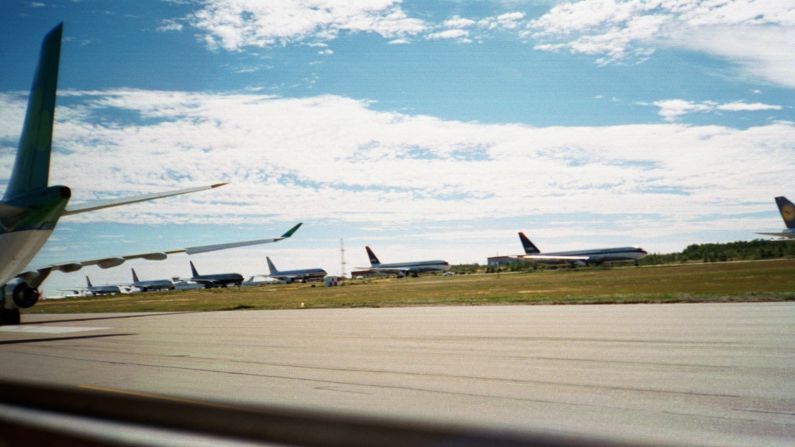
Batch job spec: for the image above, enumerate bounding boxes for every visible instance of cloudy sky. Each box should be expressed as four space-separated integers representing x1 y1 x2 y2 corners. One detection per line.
1 0 794 295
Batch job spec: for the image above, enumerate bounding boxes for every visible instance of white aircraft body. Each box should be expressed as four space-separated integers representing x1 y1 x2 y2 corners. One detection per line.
84 276 121 296
365 246 450 277
265 257 327 283
512 232 647 266
130 268 175 292
0 24 301 324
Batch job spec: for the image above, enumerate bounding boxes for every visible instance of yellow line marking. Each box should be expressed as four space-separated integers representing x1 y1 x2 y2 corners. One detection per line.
78 384 233 409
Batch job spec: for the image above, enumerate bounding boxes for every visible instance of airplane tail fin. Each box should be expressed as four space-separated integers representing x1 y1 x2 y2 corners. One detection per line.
519 232 541 254
85 276 92 288
4 23 63 201
190 261 199 277
131 268 140 283
775 196 795 229
365 246 380 266
266 256 279 274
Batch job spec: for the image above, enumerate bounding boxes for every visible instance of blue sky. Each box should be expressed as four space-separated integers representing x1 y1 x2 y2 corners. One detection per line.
1 0 794 295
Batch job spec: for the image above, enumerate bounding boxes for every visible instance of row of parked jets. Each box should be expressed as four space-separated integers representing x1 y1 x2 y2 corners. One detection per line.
83 199 795 295
76 257 331 295
2 24 793 324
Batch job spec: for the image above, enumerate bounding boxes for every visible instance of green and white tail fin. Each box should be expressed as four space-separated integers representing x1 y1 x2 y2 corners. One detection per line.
4 23 62 201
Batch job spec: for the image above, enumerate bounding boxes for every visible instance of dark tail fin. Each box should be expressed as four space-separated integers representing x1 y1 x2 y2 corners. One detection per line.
4 23 63 201
266 257 279 274
518 232 541 254
131 268 140 283
775 196 795 229
85 276 92 288
365 246 380 265
190 261 199 277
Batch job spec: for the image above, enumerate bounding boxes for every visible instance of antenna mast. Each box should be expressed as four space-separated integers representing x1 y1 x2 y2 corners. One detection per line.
340 238 347 278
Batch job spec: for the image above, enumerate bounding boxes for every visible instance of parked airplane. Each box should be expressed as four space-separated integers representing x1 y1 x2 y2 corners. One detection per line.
130 268 174 292
242 275 284 286
84 276 121 296
189 261 244 288
0 24 301 324
266 257 327 283
364 246 450 277
757 196 795 239
512 232 647 265
173 280 205 291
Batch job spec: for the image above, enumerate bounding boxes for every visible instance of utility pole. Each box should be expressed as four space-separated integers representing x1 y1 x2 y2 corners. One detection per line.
340 238 347 278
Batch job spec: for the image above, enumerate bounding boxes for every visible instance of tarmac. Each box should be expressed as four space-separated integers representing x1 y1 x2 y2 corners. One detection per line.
1 302 793 446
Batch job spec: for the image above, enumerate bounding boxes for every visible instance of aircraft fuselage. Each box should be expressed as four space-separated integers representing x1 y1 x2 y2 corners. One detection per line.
192 274 244 288
543 247 647 264
0 186 71 285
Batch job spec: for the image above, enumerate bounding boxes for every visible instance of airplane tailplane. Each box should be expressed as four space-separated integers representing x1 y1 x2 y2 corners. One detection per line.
190 261 199 277
4 23 62 201
85 276 92 288
266 257 279 275
518 232 541 254
365 246 380 266
775 196 795 229
131 268 140 283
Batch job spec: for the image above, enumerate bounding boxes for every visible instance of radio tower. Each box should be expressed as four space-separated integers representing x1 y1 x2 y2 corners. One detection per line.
340 238 347 278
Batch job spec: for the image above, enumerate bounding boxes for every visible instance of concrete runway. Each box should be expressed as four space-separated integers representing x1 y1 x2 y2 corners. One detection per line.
1 303 793 446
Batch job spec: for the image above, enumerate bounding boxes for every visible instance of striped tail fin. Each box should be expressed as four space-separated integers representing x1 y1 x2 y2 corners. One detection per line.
365 246 381 266
4 23 63 200
518 232 541 254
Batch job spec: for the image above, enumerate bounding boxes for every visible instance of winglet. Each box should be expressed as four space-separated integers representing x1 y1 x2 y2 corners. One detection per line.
280 222 303 239
211 182 228 189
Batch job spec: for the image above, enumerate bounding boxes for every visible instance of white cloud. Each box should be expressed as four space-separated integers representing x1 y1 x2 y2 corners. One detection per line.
171 4 532 50
443 16 475 29
181 0 427 51
716 101 781 112
157 19 184 32
2 89 793 233
426 29 470 42
528 0 795 87
652 98 782 121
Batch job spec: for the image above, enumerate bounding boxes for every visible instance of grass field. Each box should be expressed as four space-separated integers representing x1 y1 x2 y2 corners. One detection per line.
29 259 795 314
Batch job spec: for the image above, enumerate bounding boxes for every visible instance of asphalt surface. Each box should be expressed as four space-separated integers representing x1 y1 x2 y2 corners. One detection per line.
1 303 793 446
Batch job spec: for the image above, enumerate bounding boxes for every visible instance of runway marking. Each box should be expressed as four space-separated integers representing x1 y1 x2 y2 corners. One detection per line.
0 326 110 334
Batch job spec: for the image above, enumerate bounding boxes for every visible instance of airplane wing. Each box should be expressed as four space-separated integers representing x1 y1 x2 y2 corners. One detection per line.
17 223 302 288
62 183 228 216
756 232 795 239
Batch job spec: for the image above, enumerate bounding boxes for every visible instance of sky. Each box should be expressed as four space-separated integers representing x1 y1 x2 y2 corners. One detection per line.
1 0 794 296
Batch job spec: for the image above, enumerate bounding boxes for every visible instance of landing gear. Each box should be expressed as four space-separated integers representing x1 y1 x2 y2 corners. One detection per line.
0 308 21 325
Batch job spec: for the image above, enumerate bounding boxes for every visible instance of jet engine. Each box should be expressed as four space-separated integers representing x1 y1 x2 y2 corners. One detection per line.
2 280 41 309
